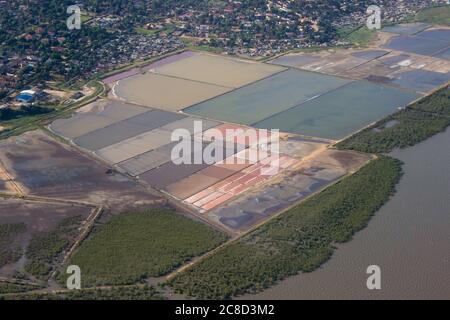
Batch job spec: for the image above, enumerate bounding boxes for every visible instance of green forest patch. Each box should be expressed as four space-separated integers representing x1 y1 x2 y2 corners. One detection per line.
0 223 26 268
0 282 42 295
169 156 403 299
65 208 228 287
24 216 84 280
1 285 163 300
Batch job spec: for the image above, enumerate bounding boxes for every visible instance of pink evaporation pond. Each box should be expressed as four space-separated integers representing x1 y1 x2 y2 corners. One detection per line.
184 155 300 211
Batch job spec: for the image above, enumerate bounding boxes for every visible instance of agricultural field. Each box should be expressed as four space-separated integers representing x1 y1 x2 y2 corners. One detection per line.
63 208 228 287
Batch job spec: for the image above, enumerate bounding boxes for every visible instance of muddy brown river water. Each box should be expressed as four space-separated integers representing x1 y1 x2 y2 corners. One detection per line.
242 128 450 300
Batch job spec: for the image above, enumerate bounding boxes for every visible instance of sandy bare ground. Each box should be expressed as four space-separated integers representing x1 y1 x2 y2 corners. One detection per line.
43 89 71 99
0 197 94 280
0 159 25 195
114 72 231 111
0 130 163 212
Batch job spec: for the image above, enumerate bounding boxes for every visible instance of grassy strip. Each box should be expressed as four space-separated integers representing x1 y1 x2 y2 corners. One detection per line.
135 27 160 36
0 282 42 295
0 105 54 122
24 216 83 279
338 26 377 46
0 223 26 268
64 209 228 287
1 285 164 300
168 156 403 299
135 25 176 36
337 87 450 153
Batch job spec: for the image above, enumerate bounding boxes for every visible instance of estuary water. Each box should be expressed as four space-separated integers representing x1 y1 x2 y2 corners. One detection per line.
244 128 450 300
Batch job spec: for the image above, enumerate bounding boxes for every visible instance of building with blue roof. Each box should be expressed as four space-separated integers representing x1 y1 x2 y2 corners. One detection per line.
15 90 36 103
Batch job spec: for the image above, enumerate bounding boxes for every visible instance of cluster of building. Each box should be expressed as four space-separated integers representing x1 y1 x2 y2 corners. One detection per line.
89 32 185 75
168 1 321 57
0 55 41 98
335 0 447 28
144 0 445 57
0 22 184 106
0 89 39 110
